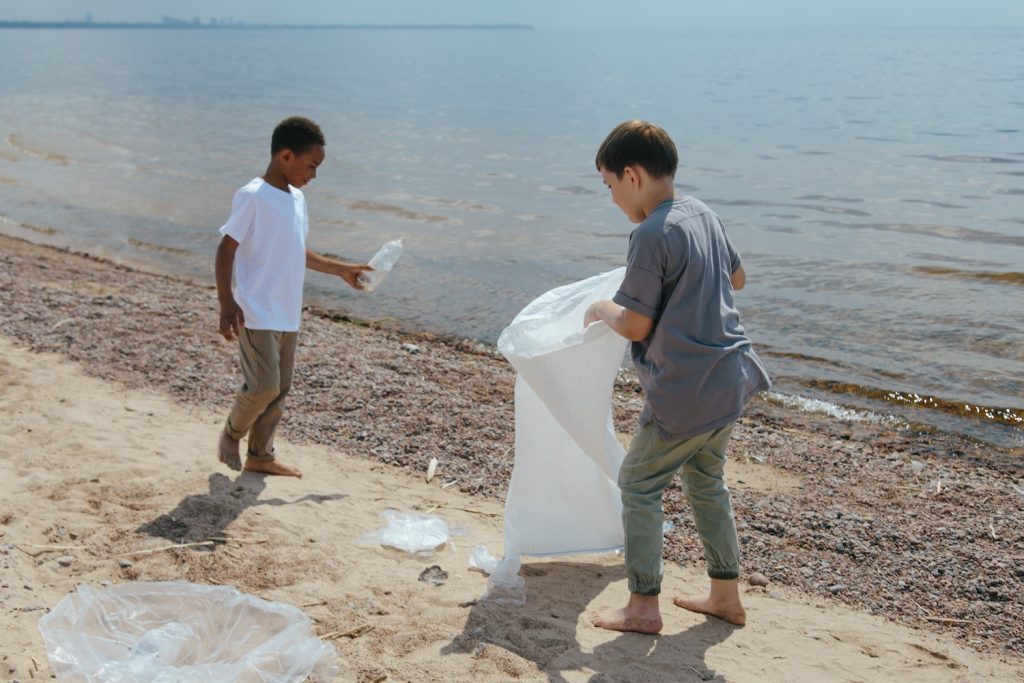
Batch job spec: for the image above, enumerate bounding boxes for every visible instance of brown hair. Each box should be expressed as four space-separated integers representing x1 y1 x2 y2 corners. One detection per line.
595 120 678 179
271 116 325 155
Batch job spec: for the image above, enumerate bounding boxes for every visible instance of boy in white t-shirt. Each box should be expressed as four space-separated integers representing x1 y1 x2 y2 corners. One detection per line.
214 116 372 477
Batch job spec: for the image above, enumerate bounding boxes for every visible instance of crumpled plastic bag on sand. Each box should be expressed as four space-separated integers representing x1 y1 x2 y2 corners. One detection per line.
37 581 338 683
356 509 468 556
469 546 526 606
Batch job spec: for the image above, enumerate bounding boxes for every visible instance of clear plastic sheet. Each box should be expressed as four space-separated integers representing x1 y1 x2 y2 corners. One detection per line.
355 509 467 556
38 581 338 683
469 547 526 606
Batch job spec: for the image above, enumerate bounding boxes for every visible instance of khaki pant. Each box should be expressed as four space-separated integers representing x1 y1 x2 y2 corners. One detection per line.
618 421 740 595
224 329 298 462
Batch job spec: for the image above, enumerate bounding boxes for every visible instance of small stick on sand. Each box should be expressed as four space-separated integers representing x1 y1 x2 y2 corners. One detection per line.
14 544 88 558
303 600 328 608
325 624 374 640
120 541 216 556
441 479 459 489
989 523 998 540
207 537 268 544
924 617 974 624
687 666 713 681
437 504 499 517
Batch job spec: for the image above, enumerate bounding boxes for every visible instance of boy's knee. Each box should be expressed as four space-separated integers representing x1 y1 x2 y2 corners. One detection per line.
617 469 647 492
245 383 281 404
618 476 668 502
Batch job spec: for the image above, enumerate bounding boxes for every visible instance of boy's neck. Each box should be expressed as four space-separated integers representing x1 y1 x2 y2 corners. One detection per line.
639 176 677 217
261 163 291 193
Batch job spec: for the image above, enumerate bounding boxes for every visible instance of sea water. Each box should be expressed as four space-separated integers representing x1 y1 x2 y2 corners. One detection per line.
0 27 1020 447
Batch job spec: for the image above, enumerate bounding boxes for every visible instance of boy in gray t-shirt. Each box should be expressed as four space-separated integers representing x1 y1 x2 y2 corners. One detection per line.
585 120 771 634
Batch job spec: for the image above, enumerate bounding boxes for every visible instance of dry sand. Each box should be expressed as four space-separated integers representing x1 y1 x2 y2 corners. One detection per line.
1 327 1022 683
1 233 1022 681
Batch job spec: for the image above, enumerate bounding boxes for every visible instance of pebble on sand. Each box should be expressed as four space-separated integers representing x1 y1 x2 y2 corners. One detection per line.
748 572 770 587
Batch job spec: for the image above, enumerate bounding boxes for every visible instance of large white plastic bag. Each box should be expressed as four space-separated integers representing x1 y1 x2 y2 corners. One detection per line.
38 581 338 683
497 267 628 557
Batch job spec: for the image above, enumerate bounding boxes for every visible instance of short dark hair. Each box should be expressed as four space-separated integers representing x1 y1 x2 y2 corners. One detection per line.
271 116 325 155
595 120 677 179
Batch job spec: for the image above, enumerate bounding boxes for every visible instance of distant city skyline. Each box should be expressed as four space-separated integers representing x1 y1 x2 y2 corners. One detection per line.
2 1 1023 30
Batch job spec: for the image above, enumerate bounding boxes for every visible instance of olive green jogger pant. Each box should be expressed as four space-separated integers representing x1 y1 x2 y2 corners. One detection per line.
618 421 740 595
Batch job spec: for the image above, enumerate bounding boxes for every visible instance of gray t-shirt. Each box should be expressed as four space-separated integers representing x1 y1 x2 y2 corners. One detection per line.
613 197 771 441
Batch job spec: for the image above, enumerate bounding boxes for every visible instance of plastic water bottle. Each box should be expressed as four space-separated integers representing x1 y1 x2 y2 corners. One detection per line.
358 238 403 292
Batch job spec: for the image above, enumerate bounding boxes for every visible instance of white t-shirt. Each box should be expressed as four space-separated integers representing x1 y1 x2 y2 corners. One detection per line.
219 177 308 332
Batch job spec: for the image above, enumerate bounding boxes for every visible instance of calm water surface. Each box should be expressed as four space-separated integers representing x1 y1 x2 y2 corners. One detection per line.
0 28 1021 448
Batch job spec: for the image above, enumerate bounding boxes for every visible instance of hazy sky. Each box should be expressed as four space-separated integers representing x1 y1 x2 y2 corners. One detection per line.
3 1 1023 29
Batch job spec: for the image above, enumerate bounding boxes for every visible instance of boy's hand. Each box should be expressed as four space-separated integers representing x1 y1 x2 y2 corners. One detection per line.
341 263 374 290
584 302 604 328
219 300 245 341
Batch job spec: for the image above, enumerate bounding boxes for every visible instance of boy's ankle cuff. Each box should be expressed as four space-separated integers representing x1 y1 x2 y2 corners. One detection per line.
246 446 275 462
627 579 662 596
708 567 739 580
224 422 245 440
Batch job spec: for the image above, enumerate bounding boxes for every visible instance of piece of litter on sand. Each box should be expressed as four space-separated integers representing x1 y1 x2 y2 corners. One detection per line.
39 581 338 681
469 545 499 574
419 565 449 586
355 509 468 555
426 457 439 483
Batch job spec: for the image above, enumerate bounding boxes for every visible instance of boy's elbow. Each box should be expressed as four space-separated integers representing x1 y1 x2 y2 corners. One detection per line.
217 235 239 255
624 319 654 342
731 265 746 291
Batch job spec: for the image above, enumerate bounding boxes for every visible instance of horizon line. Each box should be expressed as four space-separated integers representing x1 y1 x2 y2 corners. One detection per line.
0 20 535 30
1 20 1021 31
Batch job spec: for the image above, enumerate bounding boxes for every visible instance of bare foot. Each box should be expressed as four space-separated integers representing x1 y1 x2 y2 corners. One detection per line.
218 430 241 471
672 595 746 626
244 458 303 478
592 594 662 634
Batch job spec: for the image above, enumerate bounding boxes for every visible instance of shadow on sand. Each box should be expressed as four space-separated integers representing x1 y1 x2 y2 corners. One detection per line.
137 472 347 544
443 560 738 682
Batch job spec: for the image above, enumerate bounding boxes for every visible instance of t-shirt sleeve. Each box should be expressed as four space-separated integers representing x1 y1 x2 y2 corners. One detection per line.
218 188 256 243
612 229 664 319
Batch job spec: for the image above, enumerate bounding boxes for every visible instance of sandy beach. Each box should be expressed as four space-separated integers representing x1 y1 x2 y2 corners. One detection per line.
1 232 1022 682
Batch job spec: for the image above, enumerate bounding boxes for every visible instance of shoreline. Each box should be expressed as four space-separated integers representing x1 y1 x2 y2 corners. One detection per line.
5 212 1019 449
1 232 1022 666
